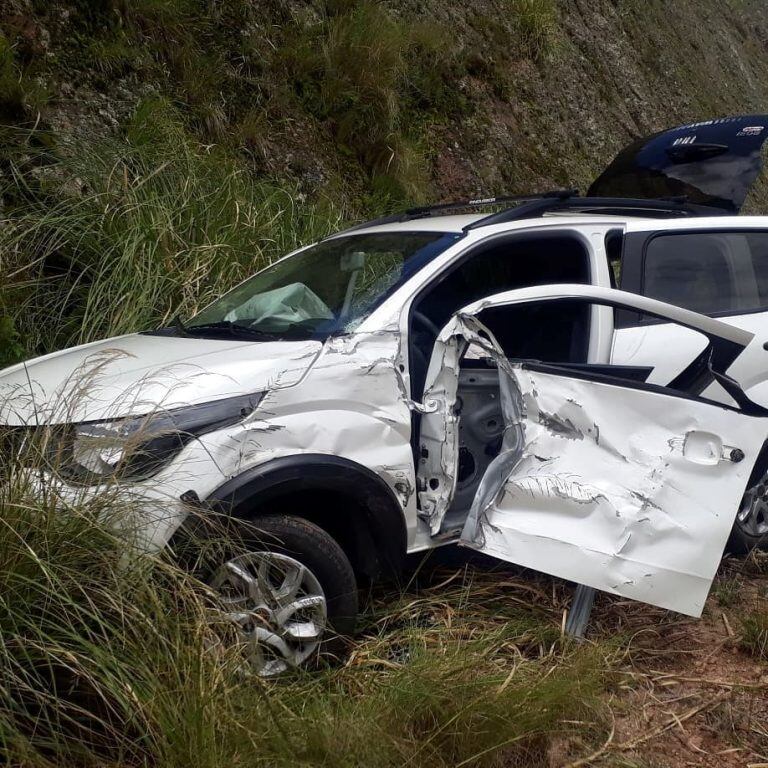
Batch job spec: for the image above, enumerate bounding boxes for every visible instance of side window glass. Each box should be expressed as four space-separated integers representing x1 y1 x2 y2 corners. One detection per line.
748 233 768 305
642 232 768 316
643 234 736 314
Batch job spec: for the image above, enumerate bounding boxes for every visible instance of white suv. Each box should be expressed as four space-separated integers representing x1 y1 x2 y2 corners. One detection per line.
3 115 768 675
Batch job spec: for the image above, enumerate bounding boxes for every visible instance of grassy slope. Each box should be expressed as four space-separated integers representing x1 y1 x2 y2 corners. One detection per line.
1 2 768 766
2 0 768 358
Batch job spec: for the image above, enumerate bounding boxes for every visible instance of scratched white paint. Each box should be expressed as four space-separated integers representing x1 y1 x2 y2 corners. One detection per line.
461 364 767 616
0 330 418 553
418 288 768 617
4 280 768 617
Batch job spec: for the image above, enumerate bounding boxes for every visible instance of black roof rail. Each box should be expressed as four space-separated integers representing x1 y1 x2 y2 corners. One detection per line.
339 189 577 234
463 195 727 231
336 191 728 236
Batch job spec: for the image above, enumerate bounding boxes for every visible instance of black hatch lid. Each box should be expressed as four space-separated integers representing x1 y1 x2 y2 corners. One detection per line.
588 115 768 214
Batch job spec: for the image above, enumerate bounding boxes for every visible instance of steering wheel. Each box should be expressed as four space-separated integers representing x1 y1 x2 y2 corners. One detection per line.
411 310 441 339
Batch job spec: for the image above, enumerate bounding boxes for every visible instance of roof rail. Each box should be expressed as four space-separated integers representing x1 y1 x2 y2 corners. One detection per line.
338 191 727 236
340 189 577 234
463 195 727 231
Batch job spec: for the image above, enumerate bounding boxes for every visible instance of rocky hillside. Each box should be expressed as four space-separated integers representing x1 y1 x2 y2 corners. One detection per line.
1 0 768 363
2 0 768 208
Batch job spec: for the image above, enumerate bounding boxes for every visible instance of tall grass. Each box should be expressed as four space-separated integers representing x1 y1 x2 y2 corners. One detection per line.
0 457 243 766
0 99 343 359
508 0 558 59
0 437 612 767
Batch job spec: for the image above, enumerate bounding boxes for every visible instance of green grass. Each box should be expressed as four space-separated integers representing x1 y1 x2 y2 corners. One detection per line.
0 440 613 767
741 610 768 660
0 456 239 766
282 1 437 204
508 0 558 60
0 98 343 359
712 574 743 608
1 0 564 213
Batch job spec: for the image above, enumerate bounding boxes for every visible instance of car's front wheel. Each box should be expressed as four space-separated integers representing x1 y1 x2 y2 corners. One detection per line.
208 515 358 676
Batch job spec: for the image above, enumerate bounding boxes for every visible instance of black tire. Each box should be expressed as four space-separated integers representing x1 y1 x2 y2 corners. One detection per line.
727 516 767 555
726 474 768 555
242 514 359 639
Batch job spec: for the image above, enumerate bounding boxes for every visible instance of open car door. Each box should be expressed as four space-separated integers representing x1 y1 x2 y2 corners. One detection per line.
417 285 768 617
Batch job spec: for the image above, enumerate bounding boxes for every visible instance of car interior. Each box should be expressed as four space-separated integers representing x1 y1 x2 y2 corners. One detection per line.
408 231 595 531
408 232 593 399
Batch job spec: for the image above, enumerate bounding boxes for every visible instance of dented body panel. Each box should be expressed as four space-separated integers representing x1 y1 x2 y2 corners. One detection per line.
4 202 768 620
460 365 763 616
2 331 416 551
417 284 768 615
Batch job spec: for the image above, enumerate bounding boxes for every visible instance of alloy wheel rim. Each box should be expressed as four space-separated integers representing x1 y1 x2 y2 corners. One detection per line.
211 551 327 677
737 482 768 539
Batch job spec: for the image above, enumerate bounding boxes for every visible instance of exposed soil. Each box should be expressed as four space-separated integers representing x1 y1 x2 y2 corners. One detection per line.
402 546 768 766
561 557 768 767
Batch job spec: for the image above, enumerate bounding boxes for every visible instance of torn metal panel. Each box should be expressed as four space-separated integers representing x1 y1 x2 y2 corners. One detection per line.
418 311 522 533
418 289 768 617
186 329 419 549
459 361 766 617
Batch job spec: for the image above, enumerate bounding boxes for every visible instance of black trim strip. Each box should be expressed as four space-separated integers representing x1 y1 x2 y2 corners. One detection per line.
516 359 768 417
204 454 408 576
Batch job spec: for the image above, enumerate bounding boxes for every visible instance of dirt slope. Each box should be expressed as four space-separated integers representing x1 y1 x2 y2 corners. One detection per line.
1 0 768 210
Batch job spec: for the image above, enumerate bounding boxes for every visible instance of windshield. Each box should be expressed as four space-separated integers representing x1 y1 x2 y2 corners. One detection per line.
187 231 461 340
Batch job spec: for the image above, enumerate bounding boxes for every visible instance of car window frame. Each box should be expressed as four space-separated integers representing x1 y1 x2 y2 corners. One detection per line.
619 228 768 327
185 230 463 340
405 227 598 394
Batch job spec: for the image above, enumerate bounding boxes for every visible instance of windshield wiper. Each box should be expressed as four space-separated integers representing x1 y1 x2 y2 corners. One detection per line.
171 314 190 336
184 321 280 340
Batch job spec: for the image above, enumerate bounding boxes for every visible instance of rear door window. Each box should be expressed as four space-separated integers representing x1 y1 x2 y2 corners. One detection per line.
641 231 768 316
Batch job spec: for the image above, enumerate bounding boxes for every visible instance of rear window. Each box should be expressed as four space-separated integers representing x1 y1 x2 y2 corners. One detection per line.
642 231 768 315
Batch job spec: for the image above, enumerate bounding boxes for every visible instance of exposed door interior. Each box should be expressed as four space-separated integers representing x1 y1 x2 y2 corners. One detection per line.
430 292 750 537
408 232 593 534
447 299 603 532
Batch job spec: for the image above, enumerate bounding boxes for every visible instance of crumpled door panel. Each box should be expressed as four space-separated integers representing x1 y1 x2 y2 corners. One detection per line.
417 284 768 617
459 361 766 616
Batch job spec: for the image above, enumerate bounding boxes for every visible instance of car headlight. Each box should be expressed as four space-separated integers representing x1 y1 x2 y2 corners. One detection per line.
48 392 263 485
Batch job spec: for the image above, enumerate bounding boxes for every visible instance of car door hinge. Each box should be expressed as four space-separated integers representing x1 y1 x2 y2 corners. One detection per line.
409 397 439 414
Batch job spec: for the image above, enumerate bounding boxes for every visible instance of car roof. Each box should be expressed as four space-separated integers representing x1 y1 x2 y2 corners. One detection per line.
332 212 636 236
334 212 768 237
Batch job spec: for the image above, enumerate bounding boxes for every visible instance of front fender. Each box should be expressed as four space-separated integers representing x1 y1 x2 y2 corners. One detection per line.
203 454 408 577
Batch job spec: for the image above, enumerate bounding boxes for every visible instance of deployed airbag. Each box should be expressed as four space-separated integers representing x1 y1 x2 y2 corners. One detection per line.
225 283 334 326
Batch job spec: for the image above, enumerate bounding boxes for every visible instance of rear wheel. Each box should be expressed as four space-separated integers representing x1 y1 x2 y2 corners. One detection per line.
728 478 768 554
209 515 358 676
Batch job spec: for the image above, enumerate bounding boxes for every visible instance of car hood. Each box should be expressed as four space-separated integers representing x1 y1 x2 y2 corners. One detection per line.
0 332 323 426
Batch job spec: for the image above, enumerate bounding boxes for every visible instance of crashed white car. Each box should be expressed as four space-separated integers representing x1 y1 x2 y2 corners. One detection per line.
3 115 768 674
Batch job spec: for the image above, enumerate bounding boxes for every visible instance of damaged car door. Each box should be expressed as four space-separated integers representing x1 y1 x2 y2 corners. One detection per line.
417 284 768 617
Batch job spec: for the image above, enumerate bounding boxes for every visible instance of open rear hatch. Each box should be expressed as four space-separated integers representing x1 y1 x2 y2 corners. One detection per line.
589 115 768 213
